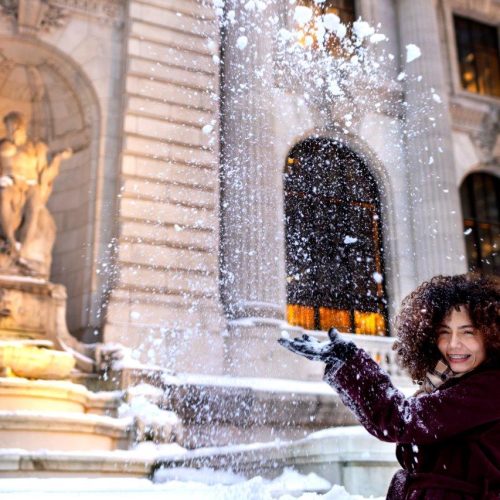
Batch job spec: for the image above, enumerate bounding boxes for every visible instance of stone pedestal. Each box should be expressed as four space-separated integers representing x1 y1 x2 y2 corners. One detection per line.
0 275 95 373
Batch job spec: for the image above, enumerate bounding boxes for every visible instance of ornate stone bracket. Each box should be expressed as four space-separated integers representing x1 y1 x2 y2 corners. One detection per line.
0 0 66 34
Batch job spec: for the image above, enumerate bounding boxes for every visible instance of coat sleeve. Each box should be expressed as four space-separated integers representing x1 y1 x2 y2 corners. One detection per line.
324 349 500 445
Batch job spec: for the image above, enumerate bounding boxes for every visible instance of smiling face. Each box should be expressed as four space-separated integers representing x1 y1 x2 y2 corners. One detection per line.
436 306 487 374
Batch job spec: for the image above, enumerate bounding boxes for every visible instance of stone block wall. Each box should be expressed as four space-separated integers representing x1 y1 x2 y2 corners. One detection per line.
103 0 226 373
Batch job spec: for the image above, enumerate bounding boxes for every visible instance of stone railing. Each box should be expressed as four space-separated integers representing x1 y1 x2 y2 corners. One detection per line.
305 328 412 387
342 332 412 388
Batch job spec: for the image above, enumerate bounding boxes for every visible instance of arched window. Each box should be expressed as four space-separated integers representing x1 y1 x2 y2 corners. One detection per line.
460 172 500 275
285 138 387 335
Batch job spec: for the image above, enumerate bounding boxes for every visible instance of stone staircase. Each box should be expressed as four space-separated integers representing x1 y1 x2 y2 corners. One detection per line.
0 377 130 452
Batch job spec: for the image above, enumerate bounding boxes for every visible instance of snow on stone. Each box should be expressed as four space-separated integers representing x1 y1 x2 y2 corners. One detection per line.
405 43 421 63
244 0 266 11
236 36 248 50
344 235 357 244
202 124 214 134
372 272 383 284
167 371 337 396
155 466 246 486
278 28 293 42
0 474 383 499
352 20 374 41
126 382 164 401
369 33 387 44
118 394 180 427
432 93 442 103
323 13 340 32
294 5 313 25
329 79 343 96
267 467 331 494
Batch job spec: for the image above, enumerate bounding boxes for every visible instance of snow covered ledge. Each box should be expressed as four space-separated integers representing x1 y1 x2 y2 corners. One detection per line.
163 331 413 448
225 317 412 388
153 426 399 498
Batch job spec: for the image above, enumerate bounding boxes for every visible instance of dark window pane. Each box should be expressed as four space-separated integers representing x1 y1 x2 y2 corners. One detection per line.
454 15 500 98
460 173 500 276
285 138 387 335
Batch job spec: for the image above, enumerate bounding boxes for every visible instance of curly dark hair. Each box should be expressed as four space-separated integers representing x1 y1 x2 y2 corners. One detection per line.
393 274 500 382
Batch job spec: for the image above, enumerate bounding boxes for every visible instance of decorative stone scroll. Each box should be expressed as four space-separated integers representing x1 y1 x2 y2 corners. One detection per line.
0 0 66 33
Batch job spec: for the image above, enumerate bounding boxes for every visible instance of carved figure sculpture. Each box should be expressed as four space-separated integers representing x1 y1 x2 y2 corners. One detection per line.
0 111 72 276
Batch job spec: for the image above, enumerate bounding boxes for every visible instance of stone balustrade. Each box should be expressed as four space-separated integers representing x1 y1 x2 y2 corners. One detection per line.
342 333 409 384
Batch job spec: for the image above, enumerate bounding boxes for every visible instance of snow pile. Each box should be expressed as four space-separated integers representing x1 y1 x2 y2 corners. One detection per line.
0 469 383 499
119 383 183 443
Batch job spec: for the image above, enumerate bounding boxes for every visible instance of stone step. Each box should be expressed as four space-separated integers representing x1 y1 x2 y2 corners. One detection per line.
0 450 153 478
0 411 131 452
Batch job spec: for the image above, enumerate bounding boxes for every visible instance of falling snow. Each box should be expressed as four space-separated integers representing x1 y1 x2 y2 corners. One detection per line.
405 43 422 63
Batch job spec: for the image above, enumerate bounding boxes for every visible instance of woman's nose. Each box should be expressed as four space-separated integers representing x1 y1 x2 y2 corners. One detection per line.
449 332 462 348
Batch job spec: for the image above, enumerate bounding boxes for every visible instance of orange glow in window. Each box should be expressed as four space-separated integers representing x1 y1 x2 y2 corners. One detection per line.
319 307 351 332
287 304 315 330
354 311 385 336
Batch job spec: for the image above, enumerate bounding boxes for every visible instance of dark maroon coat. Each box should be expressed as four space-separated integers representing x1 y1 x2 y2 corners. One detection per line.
323 350 500 499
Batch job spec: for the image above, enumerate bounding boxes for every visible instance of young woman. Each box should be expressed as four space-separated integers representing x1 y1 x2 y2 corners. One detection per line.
278 274 500 498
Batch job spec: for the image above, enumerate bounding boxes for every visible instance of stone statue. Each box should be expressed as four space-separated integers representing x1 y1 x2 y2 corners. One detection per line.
0 111 72 277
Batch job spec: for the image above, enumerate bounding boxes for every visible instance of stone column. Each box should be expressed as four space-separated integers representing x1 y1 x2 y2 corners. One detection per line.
397 0 467 283
220 0 285 321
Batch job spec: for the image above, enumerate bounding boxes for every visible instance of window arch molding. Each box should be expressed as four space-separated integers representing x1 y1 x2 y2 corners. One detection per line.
283 135 393 335
458 165 500 186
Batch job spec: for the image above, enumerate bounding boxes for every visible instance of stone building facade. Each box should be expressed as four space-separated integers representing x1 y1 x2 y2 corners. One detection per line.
0 0 498 383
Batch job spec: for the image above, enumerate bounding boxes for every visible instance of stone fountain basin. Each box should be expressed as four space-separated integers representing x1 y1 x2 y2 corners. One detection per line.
0 411 131 452
0 342 75 379
0 378 89 413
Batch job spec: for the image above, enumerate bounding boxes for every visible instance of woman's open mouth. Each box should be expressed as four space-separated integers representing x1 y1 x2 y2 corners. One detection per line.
447 354 471 363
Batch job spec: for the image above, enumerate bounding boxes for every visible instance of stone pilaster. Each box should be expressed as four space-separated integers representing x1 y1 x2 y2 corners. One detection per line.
102 0 226 375
220 0 286 321
397 0 466 283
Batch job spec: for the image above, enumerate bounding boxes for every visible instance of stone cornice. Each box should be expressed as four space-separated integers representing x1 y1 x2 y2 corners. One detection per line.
0 0 124 34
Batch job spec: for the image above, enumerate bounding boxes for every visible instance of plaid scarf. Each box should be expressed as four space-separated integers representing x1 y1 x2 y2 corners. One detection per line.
417 359 464 396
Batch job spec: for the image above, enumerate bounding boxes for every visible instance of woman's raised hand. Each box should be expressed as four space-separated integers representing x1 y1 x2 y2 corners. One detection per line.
278 328 357 363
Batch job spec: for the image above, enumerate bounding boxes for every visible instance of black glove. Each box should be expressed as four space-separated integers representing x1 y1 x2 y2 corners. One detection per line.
278 328 357 363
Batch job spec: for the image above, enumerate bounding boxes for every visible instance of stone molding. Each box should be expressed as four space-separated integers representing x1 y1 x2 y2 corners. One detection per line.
0 0 124 33
0 450 153 477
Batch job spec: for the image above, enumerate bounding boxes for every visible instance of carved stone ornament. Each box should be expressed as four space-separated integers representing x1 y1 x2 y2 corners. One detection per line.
0 0 124 30
0 0 67 34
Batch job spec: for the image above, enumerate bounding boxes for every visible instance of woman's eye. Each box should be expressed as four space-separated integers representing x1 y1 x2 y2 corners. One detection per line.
464 330 474 336
437 331 449 336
